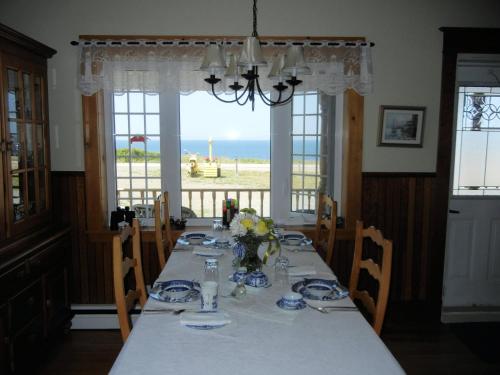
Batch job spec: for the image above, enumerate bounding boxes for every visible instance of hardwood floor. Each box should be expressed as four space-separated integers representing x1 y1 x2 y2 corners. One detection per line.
37 315 500 374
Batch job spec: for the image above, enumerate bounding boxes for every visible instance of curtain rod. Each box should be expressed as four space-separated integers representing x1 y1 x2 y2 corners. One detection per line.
70 38 374 48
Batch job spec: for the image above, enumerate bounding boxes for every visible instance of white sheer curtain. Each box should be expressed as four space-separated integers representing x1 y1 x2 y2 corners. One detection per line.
78 39 373 96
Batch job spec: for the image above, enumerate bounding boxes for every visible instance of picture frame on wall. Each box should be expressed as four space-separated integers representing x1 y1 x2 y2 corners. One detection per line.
378 106 426 147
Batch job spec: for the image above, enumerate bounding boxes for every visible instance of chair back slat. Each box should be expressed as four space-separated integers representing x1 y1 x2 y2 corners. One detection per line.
313 193 337 265
125 290 142 312
363 226 386 247
351 290 376 315
359 258 381 280
112 218 147 342
349 220 393 335
155 191 174 269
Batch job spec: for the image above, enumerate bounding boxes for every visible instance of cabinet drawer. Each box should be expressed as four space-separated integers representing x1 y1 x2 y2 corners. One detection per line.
10 282 42 332
0 262 33 302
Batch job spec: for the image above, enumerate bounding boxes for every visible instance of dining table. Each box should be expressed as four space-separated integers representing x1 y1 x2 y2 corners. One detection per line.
109 230 405 375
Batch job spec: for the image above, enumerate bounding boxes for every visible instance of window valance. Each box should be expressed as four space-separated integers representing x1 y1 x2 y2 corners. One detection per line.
77 38 373 96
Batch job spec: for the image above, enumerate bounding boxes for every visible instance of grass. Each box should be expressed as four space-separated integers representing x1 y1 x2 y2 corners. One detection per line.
116 159 320 190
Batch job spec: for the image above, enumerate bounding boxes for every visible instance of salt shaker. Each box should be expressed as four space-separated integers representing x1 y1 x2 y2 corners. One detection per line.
231 267 247 299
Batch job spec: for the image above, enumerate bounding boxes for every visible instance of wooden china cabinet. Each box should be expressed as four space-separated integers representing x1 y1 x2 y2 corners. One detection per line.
0 23 72 373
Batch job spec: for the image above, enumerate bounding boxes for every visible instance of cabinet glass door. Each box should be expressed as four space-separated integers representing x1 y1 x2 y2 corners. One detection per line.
3 62 50 231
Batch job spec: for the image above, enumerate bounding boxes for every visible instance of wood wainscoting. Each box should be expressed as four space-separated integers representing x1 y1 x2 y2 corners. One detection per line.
53 171 442 310
361 172 436 303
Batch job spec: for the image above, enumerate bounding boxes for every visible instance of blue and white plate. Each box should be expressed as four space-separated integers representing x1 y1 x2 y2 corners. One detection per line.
292 279 349 301
276 298 307 310
178 233 214 245
214 239 231 248
150 280 200 303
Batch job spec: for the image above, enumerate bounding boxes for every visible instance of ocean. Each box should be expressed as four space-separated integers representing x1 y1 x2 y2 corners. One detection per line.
116 139 319 160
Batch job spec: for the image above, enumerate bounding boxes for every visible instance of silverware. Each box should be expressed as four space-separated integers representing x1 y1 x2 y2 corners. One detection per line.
305 302 357 314
142 308 187 315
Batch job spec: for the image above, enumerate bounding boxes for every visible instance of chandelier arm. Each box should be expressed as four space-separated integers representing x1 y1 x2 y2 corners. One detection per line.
255 77 294 106
237 81 254 106
209 84 240 104
254 78 275 105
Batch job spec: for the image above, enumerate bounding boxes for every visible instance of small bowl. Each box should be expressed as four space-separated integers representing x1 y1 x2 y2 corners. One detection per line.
281 292 304 308
304 283 334 299
185 233 206 245
245 271 268 287
163 284 192 300
230 267 248 283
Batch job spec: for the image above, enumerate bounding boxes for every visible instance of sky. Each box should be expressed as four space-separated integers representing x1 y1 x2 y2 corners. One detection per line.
180 91 270 140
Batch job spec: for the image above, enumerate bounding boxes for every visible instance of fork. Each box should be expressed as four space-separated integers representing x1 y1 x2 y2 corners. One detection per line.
142 308 187 315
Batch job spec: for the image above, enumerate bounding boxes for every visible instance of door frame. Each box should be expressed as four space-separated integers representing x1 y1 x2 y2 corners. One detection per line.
431 28 500 317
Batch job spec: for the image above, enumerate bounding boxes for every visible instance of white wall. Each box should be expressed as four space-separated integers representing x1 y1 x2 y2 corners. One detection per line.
0 0 498 172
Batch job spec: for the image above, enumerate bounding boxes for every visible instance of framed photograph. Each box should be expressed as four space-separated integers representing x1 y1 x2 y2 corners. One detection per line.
378 106 426 147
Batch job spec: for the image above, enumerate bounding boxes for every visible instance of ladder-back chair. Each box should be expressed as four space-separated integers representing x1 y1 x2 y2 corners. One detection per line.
313 193 337 265
112 218 147 342
349 220 393 335
154 191 174 270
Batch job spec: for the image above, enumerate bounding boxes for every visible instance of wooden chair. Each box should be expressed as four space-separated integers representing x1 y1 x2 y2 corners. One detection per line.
313 193 337 265
349 220 393 335
112 218 147 342
154 191 174 270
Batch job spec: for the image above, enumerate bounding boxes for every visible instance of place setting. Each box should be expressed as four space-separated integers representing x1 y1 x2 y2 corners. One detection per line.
279 233 316 253
174 232 230 257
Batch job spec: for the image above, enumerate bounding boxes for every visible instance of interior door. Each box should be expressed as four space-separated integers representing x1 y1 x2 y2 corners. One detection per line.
443 54 500 311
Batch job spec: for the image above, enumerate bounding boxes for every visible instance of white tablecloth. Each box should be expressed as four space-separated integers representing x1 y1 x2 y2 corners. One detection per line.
110 231 405 375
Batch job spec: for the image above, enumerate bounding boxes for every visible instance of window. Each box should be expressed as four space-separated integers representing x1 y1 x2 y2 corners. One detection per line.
110 91 161 219
291 92 328 214
452 86 500 196
105 90 341 225
179 92 271 219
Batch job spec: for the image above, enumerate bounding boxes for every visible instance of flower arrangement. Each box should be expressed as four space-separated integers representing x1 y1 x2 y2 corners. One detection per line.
230 208 280 271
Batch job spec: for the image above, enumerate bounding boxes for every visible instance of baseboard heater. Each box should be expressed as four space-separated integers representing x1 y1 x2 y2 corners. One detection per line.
71 304 140 330
441 306 500 323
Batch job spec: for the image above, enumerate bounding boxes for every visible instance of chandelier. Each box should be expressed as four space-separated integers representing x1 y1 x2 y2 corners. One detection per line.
199 0 310 109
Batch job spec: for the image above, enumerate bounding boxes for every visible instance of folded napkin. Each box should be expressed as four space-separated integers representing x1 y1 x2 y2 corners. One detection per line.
288 265 317 277
179 311 231 327
192 246 225 256
305 297 353 308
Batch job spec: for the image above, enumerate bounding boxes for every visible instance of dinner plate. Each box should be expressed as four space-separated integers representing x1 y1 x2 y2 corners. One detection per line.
178 233 214 245
276 298 307 310
150 280 201 303
292 279 349 301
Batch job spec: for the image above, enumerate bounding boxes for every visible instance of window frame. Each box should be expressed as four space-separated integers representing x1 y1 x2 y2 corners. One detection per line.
104 90 341 226
83 89 363 234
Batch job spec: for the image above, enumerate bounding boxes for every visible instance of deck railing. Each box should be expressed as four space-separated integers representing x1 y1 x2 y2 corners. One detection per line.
117 188 317 218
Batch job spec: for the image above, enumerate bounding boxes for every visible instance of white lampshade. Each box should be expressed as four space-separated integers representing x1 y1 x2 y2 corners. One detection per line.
224 54 240 81
238 36 267 68
282 46 311 76
267 55 289 81
199 45 226 74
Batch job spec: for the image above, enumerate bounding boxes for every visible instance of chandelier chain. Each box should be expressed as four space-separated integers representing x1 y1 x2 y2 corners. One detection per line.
252 0 258 37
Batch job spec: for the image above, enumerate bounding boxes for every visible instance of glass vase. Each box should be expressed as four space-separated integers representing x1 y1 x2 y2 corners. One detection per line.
239 241 263 272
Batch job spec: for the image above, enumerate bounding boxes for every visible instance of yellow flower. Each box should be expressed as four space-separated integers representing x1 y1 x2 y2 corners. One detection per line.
255 220 268 236
240 218 254 230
